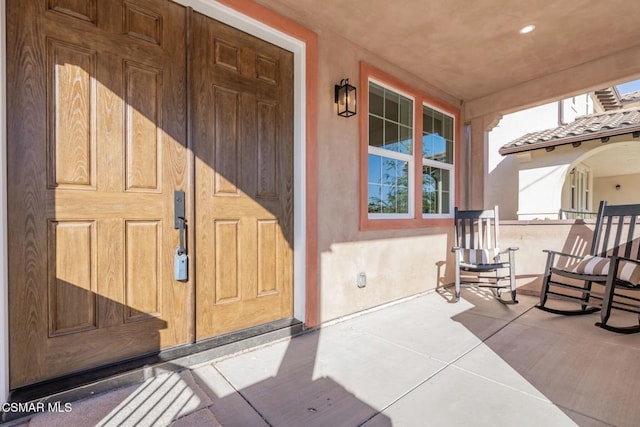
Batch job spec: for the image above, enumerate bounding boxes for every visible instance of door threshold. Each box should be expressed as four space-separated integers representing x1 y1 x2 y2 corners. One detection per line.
2 318 304 424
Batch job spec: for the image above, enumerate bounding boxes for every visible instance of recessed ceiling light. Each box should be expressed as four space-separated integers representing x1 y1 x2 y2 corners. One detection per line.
519 24 536 34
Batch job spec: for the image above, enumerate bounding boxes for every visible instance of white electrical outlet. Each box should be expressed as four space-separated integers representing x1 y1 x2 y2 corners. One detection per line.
357 272 367 288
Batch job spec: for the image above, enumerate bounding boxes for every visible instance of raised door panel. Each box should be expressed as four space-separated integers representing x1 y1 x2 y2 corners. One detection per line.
124 61 163 192
192 13 294 340
257 219 278 296
124 220 163 321
124 2 164 46
47 39 97 189
7 0 188 387
47 0 97 24
214 220 241 303
47 221 97 336
213 86 240 196
256 101 278 199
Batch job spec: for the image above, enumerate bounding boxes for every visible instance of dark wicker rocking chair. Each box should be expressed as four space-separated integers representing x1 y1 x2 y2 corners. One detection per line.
537 201 640 333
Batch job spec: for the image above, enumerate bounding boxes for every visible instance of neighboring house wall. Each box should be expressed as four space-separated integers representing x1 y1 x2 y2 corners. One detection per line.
561 94 596 123
516 143 596 220
594 173 640 205
487 94 596 219
486 103 560 219
514 135 639 219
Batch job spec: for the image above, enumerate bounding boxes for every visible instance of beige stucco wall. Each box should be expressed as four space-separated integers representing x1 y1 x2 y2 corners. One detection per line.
258 0 640 324
499 220 596 294
486 102 561 219
313 29 461 322
594 174 640 205
319 231 454 320
271 12 639 323
309 29 613 322
300 21 630 322
516 141 608 219
516 135 640 220
486 94 598 220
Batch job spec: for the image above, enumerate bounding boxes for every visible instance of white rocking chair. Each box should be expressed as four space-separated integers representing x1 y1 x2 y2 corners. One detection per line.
451 206 518 304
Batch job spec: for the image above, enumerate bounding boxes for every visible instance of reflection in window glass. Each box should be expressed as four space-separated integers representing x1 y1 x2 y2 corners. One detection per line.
422 133 447 162
423 106 453 164
422 166 450 214
385 90 400 122
368 81 413 216
368 82 413 155
368 154 409 214
365 73 457 223
422 104 454 217
369 83 384 117
369 116 384 148
384 121 400 150
400 98 412 127
443 115 453 140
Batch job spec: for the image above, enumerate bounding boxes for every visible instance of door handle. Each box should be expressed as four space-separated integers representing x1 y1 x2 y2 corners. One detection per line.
174 190 185 229
174 190 188 281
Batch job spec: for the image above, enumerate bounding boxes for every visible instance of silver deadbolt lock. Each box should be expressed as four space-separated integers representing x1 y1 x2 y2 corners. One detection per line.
174 247 188 281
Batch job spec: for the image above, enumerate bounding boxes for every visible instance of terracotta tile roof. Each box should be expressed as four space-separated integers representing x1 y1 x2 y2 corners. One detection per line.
500 107 640 155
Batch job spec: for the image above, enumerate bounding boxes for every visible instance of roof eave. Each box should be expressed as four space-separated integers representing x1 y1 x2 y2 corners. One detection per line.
499 125 640 155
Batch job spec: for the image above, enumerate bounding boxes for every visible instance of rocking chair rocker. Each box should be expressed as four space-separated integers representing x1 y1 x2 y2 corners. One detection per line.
538 201 640 333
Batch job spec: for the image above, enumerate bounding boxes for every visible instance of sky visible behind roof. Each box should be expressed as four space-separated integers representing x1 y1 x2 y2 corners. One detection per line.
617 79 640 94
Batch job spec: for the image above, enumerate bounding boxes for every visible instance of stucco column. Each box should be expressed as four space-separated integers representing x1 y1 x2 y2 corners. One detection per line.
461 114 503 210
471 116 486 210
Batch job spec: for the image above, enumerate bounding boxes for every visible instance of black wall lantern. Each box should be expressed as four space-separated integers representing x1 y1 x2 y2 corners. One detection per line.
334 78 357 117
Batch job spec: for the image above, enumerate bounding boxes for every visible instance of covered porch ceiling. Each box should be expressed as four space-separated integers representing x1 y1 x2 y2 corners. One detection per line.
583 141 640 178
255 0 640 119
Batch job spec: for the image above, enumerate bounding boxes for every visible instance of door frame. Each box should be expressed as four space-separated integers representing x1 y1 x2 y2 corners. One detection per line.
0 0 318 403
0 0 8 406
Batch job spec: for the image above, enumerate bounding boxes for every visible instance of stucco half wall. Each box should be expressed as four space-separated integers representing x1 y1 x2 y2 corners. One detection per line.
320 230 453 321
318 217 601 323
498 220 597 295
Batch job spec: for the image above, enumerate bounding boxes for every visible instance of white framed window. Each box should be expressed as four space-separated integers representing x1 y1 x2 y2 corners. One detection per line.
367 81 414 218
360 62 459 230
422 104 454 217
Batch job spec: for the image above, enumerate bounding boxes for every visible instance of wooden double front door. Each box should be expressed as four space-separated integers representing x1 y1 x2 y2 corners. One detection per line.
7 0 293 388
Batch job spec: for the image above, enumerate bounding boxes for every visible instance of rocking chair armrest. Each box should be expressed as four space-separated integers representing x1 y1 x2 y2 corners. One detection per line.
496 247 519 255
451 246 462 253
609 255 640 265
542 249 585 260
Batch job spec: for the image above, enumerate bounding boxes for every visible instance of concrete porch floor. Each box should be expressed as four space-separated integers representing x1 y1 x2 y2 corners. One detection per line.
8 289 640 427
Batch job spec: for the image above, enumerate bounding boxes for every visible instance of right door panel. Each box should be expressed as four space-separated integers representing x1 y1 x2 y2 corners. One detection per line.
190 13 294 340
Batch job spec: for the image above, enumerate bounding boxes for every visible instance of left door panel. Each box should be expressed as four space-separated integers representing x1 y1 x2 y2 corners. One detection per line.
7 0 189 388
